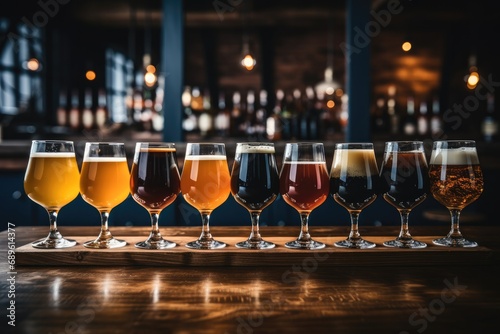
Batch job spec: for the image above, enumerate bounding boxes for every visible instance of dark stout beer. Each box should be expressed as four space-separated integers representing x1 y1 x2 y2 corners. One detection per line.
231 145 279 211
380 151 429 210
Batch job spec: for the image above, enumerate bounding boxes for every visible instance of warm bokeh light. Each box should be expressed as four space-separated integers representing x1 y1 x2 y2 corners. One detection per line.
335 88 344 97
85 70 96 81
467 71 479 89
241 54 256 71
325 86 335 95
402 41 412 52
26 58 40 71
146 65 156 73
144 72 157 87
326 100 335 108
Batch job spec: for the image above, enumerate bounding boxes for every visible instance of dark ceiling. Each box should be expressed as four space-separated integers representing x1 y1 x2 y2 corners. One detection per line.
3 0 500 106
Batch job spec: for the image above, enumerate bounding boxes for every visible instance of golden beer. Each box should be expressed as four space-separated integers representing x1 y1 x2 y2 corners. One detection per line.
80 157 130 210
181 155 230 211
24 152 80 210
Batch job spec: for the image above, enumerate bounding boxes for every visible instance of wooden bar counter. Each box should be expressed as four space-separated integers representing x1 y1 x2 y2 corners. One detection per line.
2 225 500 333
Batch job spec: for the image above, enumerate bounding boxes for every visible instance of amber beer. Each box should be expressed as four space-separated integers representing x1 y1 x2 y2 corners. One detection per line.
130 147 181 212
330 148 379 210
280 161 330 211
429 148 483 210
181 155 231 211
80 156 130 210
24 152 80 209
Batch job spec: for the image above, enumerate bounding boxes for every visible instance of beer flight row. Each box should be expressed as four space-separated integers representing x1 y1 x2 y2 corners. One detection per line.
24 140 484 250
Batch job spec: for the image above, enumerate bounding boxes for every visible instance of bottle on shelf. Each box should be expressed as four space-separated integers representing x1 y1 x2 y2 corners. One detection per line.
245 90 256 139
403 96 416 136
266 89 283 141
481 93 498 142
280 91 294 140
417 99 429 137
198 89 213 138
68 90 80 130
182 86 198 134
95 89 108 130
387 86 399 135
430 97 443 136
254 89 268 140
214 91 230 137
230 91 243 137
151 77 164 132
141 89 154 132
56 90 68 127
82 88 94 130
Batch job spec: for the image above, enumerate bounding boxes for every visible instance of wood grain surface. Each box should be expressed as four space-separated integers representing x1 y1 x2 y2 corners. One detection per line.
2 226 499 334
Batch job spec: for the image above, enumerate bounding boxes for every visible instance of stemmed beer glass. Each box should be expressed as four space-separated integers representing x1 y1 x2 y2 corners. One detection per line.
181 143 231 249
429 140 483 247
231 142 279 249
130 142 181 249
330 143 378 249
280 143 330 250
379 141 428 248
24 140 80 248
80 142 130 249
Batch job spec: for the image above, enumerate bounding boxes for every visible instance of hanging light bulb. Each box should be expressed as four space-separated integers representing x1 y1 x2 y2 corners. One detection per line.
240 33 256 71
465 54 479 90
315 20 341 97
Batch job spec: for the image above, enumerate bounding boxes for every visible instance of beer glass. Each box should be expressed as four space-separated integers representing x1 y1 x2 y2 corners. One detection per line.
130 142 181 249
379 141 428 248
231 142 279 249
330 143 378 249
80 142 130 249
429 140 483 247
280 143 329 249
24 140 80 248
181 143 230 249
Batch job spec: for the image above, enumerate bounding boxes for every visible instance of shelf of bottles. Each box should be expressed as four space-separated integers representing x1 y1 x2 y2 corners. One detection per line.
53 82 498 143
181 85 348 142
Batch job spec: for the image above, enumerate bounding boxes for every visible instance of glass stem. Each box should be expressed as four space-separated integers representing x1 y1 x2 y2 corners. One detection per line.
97 211 113 242
348 211 361 242
198 211 213 243
448 209 463 240
46 210 63 241
297 212 312 243
248 211 262 243
148 212 163 242
397 210 413 242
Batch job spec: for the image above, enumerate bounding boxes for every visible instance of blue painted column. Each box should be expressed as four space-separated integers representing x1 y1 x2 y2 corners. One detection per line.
345 0 371 142
161 0 184 142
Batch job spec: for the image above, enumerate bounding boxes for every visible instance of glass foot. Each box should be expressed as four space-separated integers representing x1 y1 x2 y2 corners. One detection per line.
186 239 226 250
433 236 478 247
135 239 176 249
235 239 275 249
84 237 127 249
285 239 325 250
335 238 376 249
32 237 76 249
383 238 427 249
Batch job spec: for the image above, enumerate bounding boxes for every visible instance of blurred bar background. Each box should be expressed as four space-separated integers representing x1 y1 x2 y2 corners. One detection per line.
1 0 499 228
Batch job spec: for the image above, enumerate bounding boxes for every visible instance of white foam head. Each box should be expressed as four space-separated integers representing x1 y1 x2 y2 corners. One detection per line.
236 144 275 154
331 149 378 177
83 156 127 162
185 155 227 161
30 152 75 158
430 147 479 165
